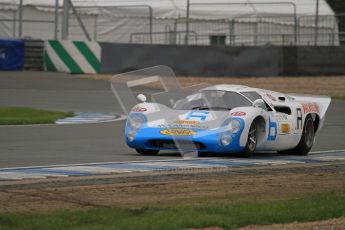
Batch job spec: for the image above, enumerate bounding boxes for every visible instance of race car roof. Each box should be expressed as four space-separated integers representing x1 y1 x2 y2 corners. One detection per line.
200 84 291 104
201 84 254 92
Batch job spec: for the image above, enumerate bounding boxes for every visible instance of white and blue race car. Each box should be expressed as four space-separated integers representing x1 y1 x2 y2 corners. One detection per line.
125 84 330 157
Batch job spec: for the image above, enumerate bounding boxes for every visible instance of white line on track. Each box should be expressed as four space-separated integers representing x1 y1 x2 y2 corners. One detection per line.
0 149 344 171
309 149 345 154
0 113 126 128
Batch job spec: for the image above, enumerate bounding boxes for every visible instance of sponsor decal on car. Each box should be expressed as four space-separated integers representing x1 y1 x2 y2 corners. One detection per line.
158 124 208 129
280 123 290 134
160 129 196 136
174 120 199 125
230 111 246 116
301 102 320 114
266 93 277 101
273 114 288 121
268 117 277 141
132 107 147 112
186 111 209 121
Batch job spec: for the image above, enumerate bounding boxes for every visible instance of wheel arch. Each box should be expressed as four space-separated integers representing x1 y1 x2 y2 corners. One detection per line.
252 115 266 146
304 113 320 133
241 115 267 157
310 113 320 133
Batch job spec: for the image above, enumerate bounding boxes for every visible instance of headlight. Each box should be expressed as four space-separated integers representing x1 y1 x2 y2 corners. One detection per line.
230 120 241 133
128 115 145 130
220 134 232 146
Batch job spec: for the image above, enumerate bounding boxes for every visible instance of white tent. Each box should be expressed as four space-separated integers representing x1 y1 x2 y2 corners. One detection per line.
0 0 338 45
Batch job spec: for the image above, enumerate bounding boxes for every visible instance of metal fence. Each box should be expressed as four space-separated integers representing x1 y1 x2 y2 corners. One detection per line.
0 1 345 46
130 31 198 45
129 14 345 46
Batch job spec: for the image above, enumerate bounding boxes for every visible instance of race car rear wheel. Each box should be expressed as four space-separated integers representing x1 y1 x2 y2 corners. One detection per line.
242 121 257 157
279 115 314 155
136 149 159 155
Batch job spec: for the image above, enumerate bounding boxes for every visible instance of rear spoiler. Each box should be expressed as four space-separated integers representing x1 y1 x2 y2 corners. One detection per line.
288 93 331 120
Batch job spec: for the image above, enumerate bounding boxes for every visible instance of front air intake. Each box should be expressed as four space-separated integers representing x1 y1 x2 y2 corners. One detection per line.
149 140 206 150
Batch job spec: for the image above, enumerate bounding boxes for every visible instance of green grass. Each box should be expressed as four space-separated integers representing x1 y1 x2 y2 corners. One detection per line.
0 107 74 125
1 192 345 230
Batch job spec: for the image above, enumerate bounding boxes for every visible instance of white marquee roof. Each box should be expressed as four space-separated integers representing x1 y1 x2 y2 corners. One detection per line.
0 0 335 19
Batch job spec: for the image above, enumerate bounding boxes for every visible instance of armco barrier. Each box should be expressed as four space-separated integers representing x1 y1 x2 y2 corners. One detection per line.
42 41 345 76
100 43 281 76
0 39 25 71
45 40 101 74
100 43 345 76
295 46 345 75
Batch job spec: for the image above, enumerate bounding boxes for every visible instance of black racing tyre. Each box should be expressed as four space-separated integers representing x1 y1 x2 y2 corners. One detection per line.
136 149 159 155
278 115 314 156
242 121 257 158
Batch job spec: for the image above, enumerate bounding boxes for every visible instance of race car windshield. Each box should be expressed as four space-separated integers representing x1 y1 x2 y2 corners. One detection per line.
173 90 252 110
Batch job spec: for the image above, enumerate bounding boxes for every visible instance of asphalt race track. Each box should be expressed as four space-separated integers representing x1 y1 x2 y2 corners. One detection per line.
0 71 345 168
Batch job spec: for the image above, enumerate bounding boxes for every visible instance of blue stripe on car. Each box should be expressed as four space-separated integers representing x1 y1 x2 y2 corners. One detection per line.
267 117 277 141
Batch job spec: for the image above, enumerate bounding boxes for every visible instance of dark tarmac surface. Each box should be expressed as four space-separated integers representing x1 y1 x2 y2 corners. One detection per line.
0 71 344 168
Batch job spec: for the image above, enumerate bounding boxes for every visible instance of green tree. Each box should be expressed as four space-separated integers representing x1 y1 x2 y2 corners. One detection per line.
326 0 345 13
326 0 345 43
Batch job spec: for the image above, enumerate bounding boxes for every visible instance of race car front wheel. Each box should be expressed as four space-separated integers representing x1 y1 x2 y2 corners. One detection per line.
243 121 257 157
136 149 159 156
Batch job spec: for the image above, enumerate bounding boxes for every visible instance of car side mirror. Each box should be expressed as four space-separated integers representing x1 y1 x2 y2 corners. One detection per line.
253 99 265 109
137 94 147 103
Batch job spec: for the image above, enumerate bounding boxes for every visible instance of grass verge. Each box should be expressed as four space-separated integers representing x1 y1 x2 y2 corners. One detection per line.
0 107 74 125
0 192 344 230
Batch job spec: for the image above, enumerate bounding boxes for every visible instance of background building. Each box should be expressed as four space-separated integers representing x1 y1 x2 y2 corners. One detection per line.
0 0 341 46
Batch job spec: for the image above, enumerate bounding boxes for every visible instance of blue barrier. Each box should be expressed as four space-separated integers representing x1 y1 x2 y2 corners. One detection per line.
0 39 25 71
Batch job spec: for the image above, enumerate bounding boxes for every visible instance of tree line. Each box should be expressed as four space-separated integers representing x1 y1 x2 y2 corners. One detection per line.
326 0 345 13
